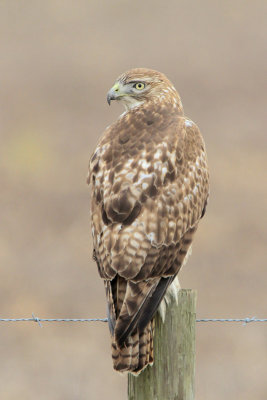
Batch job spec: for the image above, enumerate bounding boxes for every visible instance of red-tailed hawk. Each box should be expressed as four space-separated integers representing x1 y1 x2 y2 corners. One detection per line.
88 68 209 374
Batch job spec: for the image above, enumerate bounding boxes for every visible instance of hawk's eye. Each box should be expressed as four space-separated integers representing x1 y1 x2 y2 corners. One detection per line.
133 82 145 90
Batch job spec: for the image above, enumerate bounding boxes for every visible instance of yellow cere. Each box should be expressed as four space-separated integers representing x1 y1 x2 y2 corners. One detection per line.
112 82 120 92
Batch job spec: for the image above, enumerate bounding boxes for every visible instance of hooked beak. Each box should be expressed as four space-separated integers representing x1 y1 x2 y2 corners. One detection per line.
107 82 121 105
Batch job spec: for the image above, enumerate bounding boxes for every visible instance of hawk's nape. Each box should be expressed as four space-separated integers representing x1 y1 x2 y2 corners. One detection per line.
88 68 209 374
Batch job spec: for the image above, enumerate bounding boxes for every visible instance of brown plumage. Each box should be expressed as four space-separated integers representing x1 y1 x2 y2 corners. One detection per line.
88 68 209 374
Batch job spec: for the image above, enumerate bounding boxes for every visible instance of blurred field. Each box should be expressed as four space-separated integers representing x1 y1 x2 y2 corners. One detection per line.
0 1 266 399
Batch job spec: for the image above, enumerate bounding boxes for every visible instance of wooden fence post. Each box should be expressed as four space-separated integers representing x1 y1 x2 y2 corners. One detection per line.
128 289 196 400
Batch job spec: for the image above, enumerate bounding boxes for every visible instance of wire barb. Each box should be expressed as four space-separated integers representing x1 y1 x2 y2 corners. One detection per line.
32 313 42 327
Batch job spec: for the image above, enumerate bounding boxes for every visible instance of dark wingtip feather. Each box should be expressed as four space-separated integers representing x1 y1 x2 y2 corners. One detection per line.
115 276 174 347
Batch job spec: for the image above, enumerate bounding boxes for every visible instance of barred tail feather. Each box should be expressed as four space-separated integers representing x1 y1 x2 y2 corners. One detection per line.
111 320 154 375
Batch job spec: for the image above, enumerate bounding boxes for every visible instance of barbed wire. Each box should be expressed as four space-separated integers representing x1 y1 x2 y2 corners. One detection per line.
0 314 266 327
196 317 267 325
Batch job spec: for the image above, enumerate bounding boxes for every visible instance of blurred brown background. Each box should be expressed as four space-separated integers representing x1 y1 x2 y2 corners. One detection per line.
0 1 266 399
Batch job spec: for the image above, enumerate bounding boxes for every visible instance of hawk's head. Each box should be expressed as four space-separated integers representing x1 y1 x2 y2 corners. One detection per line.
107 68 183 112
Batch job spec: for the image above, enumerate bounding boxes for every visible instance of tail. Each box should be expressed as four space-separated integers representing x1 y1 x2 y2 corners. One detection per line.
111 319 154 375
104 274 175 374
